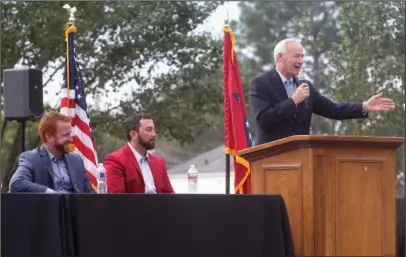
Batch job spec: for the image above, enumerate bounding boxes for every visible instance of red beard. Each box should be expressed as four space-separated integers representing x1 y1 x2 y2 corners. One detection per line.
55 142 72 154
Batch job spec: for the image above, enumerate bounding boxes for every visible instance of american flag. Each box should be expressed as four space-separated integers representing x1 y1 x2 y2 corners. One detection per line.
60 23 98 188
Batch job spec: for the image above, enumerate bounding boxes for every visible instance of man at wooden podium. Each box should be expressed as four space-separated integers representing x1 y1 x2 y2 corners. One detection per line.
249 38 396 145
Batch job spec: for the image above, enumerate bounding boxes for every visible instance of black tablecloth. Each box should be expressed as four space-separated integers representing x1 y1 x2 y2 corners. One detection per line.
64 194 295 257
1 193 294 257
397 197 405 257
1 194 67 257
2 193 406 257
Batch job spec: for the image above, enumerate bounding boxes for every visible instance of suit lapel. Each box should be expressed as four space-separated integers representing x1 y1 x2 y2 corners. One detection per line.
38 145 55 185
269 68 289 101
124 145 161 192
123 144 143 179
65 154 79 192
270 68 305 109
269 68 299 123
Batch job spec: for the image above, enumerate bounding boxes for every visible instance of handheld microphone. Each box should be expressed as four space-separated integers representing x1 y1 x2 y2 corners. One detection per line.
295 75 310 109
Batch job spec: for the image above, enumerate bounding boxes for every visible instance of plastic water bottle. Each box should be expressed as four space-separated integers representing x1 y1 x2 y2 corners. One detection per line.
96 163 107 194
187 164 198 186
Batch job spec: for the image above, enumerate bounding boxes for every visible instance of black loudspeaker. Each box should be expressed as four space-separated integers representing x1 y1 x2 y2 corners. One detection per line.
3 68 44 121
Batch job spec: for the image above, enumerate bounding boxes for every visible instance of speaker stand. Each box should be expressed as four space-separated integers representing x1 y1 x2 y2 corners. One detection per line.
20 120 26 153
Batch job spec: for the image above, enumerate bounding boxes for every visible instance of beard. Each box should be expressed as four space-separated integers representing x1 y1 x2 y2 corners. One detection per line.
55 142 72 154
138 136 155 150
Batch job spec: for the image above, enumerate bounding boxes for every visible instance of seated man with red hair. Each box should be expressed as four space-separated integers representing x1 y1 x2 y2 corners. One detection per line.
9 111 95 193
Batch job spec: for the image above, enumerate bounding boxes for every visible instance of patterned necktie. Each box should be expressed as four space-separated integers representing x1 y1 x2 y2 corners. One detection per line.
284 80 296 97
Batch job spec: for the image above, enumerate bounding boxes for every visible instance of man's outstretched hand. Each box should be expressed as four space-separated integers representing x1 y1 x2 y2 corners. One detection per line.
364 92 395 112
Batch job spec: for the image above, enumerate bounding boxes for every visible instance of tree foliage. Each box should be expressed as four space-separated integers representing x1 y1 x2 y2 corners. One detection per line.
0 1 223 190
326 2 405 177
327 2 405 136
1 1 223 141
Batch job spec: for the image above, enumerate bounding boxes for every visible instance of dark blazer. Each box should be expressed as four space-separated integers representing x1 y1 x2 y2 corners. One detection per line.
249 68 367 145
9 144 95 193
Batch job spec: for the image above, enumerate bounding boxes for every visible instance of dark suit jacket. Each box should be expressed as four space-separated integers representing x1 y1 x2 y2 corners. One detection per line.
249 68 367 145
9 144 95 193
104 144 174 194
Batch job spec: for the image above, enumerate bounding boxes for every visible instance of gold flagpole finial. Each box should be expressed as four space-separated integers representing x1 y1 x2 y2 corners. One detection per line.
63 4 77 25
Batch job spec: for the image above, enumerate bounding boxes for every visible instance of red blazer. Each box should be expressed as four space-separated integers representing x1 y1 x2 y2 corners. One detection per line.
103 144 174 194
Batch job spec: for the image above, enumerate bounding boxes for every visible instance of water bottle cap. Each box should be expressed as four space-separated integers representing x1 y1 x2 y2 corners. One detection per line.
188 164 198 174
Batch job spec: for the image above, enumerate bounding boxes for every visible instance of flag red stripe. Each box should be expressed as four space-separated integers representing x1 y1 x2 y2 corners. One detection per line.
85 169 97 187
72 116 92 139
60 98 76 108
73 135 97 165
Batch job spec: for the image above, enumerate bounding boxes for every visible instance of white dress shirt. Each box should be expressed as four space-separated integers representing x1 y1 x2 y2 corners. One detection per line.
127 143 156 194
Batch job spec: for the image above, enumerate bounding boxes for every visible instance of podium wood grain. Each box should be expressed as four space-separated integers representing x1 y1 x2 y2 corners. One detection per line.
239 135 404 256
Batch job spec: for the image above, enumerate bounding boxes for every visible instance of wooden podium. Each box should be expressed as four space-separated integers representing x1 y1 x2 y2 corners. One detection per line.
238 135 404 257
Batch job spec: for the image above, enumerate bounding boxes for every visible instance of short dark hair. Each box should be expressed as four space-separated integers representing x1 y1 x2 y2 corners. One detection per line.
123 113 153 141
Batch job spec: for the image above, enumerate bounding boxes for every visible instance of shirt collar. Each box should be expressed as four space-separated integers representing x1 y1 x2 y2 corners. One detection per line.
275 68 293 85
127 142 148 163
44 146 65 161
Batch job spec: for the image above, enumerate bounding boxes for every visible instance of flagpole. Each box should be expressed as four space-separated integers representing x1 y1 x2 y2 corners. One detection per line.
63 4 78 153
224 14 231 195
225 154 230 194
63 4 77 114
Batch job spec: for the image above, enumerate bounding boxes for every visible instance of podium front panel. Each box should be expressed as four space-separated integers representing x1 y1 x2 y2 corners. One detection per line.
250 146 397 257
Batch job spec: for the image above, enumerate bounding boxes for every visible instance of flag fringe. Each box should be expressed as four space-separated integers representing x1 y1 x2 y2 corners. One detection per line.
225 147 250 194
222 26 235 64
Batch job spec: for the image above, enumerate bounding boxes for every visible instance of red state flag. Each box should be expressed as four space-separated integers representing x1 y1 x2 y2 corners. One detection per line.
223 25 253 194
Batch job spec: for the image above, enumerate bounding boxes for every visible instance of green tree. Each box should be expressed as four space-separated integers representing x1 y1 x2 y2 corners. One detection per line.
326 2 405 176
0 1 222 191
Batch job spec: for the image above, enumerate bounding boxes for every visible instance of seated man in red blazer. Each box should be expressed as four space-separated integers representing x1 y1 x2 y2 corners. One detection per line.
104 113 174 194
